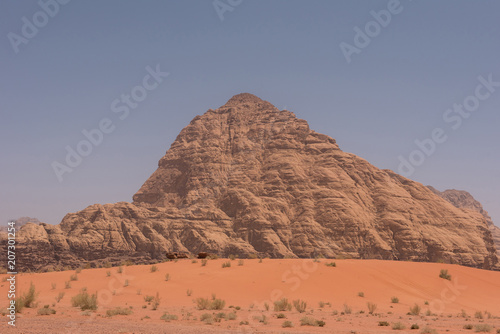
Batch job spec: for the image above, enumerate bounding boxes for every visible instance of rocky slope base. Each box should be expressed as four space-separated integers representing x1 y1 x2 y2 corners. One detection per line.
2 94 498 271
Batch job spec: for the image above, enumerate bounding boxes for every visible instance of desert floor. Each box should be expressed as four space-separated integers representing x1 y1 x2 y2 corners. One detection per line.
1 259 500 333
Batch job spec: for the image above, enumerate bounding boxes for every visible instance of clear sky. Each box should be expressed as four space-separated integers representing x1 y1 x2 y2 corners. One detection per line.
1 1 499 227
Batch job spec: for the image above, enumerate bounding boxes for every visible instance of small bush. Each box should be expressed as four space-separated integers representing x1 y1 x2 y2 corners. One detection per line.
71 290 97 311
439 269 451 280
379 321 390 326
160 313 178 321
144 295 154 303
65 281 71 289
300 317 325 327
151 292 161 310
165 273 170 281
293 299 307 313
55 292 65 303
137 289 141 295
253 314 268 324
392 322 406 330
464 324 473 330
201 259 208 266
229 254 236 260
277 313 286 318
75 268 82 274
211 298 226 310
238 259 244 266
150 265 158 273
343 303 352 314
37 305 56 315
106 271 111 277
51 283 56 290
200 313 213 324
358 291 364 297
325 262 336 267
186 289 193 296
274 298 292 312
367 302 377 314
475 311 484 319
70 274 78 281
124 279 129 287
474 324 493 332
106 307 133 316
409 304 421 316
264 302 269 311
195 297 225 310
222 261 231 268
411 323 419 329
226 312 237 320
19 282 38 309
117 266 123 274
391 296 399 303
421 327 438 334
282 320 293 328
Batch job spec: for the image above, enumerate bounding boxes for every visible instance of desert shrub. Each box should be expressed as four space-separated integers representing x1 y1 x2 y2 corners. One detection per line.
277 313 286 318
318 301 325 308
37 305 56 315
424 300 429 305
196 297 225 310
151 292 161 310
238 259 244 266
300 317 325 327
475 311 484 319
19 282 38 309
392 322 406 330
464 324 473 330
293 299 307 313
117 266 123 274
196 297 211 310
409 304 421 315
264 302 269 311
65 281 71 289
222 261 231 268
439 269 451 280
150 265 158 273
325 262 336 267
70 274 78 281
186 289 193 296
136 289 141 295
211 298 226 310
253 315 267 324
191 259 198 263
226 312 237 320
378 321 390 326
144 295 154 303
200 313 213 324
411 323 419 329
229 254 236 260
421 327 438 334
106 307 132 316
71 290 97 310
274 298 293 312
160 313 178 321
106 271 111 277
358 291 364 297
474 324 493 332
124 279 129 287
343 303 352 314
164 273 170 281
282 320 293 328
75 267 82 274
259 258 263 263
51 283 56 290
391 296 399 303
55 292 65 303
367 302 377 314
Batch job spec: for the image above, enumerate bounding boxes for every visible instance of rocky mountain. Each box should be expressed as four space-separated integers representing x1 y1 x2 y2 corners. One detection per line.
2 93 498 271
427 187 500 261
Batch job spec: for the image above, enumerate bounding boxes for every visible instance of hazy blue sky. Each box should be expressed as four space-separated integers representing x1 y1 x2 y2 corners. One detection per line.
1 1 499 227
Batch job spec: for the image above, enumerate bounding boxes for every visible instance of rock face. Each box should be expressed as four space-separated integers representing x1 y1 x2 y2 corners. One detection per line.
4 93 498 271
427 187 500 263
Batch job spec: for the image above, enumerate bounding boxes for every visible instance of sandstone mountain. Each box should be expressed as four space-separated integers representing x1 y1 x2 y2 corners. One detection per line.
3 93 498 271
427 187 500 262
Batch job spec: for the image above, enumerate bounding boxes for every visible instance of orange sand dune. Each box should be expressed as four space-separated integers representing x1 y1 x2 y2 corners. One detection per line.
2 259 500 333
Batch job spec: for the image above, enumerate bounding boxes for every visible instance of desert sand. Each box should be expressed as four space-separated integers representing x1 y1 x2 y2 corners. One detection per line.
1 259 499 333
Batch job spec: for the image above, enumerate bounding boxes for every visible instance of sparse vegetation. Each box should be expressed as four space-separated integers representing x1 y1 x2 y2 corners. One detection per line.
411 323 419 329
420 327 438 334
378 321 390 326
191 259 198 264
164 273 170 281
186 289 193 296
274 298 293 312
439 269 451 280
69 274 78 281
474 324 493 332
117 266 123 274
106 307 133 317
124 279 129 287
282 320 293 328
71 290 97 311
150 265 158 273
358 291 364 297
464 324 473 330
367 302 377 314
475 311 484 319
238 259 244 266
151 292 161 310
392 322 406 330
343 303 352 314
144 295 154 303
51 283 56 290
253 314 268 324
37 305 56 315
222 261 231 268
75 267 82 274
160 313 178 321
300 317 325 327
391 296 399 303
106 271 111 277
17 282 38 312
225 312 237 320
229 254 236 260
277 313 286 318
293 299 307 313
409 304 421 316
200 313 213 324
201 259 208 266
65 281 71 289
55 292 65 303
137 289 141 295
195 297 226 310
325 262 336 267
